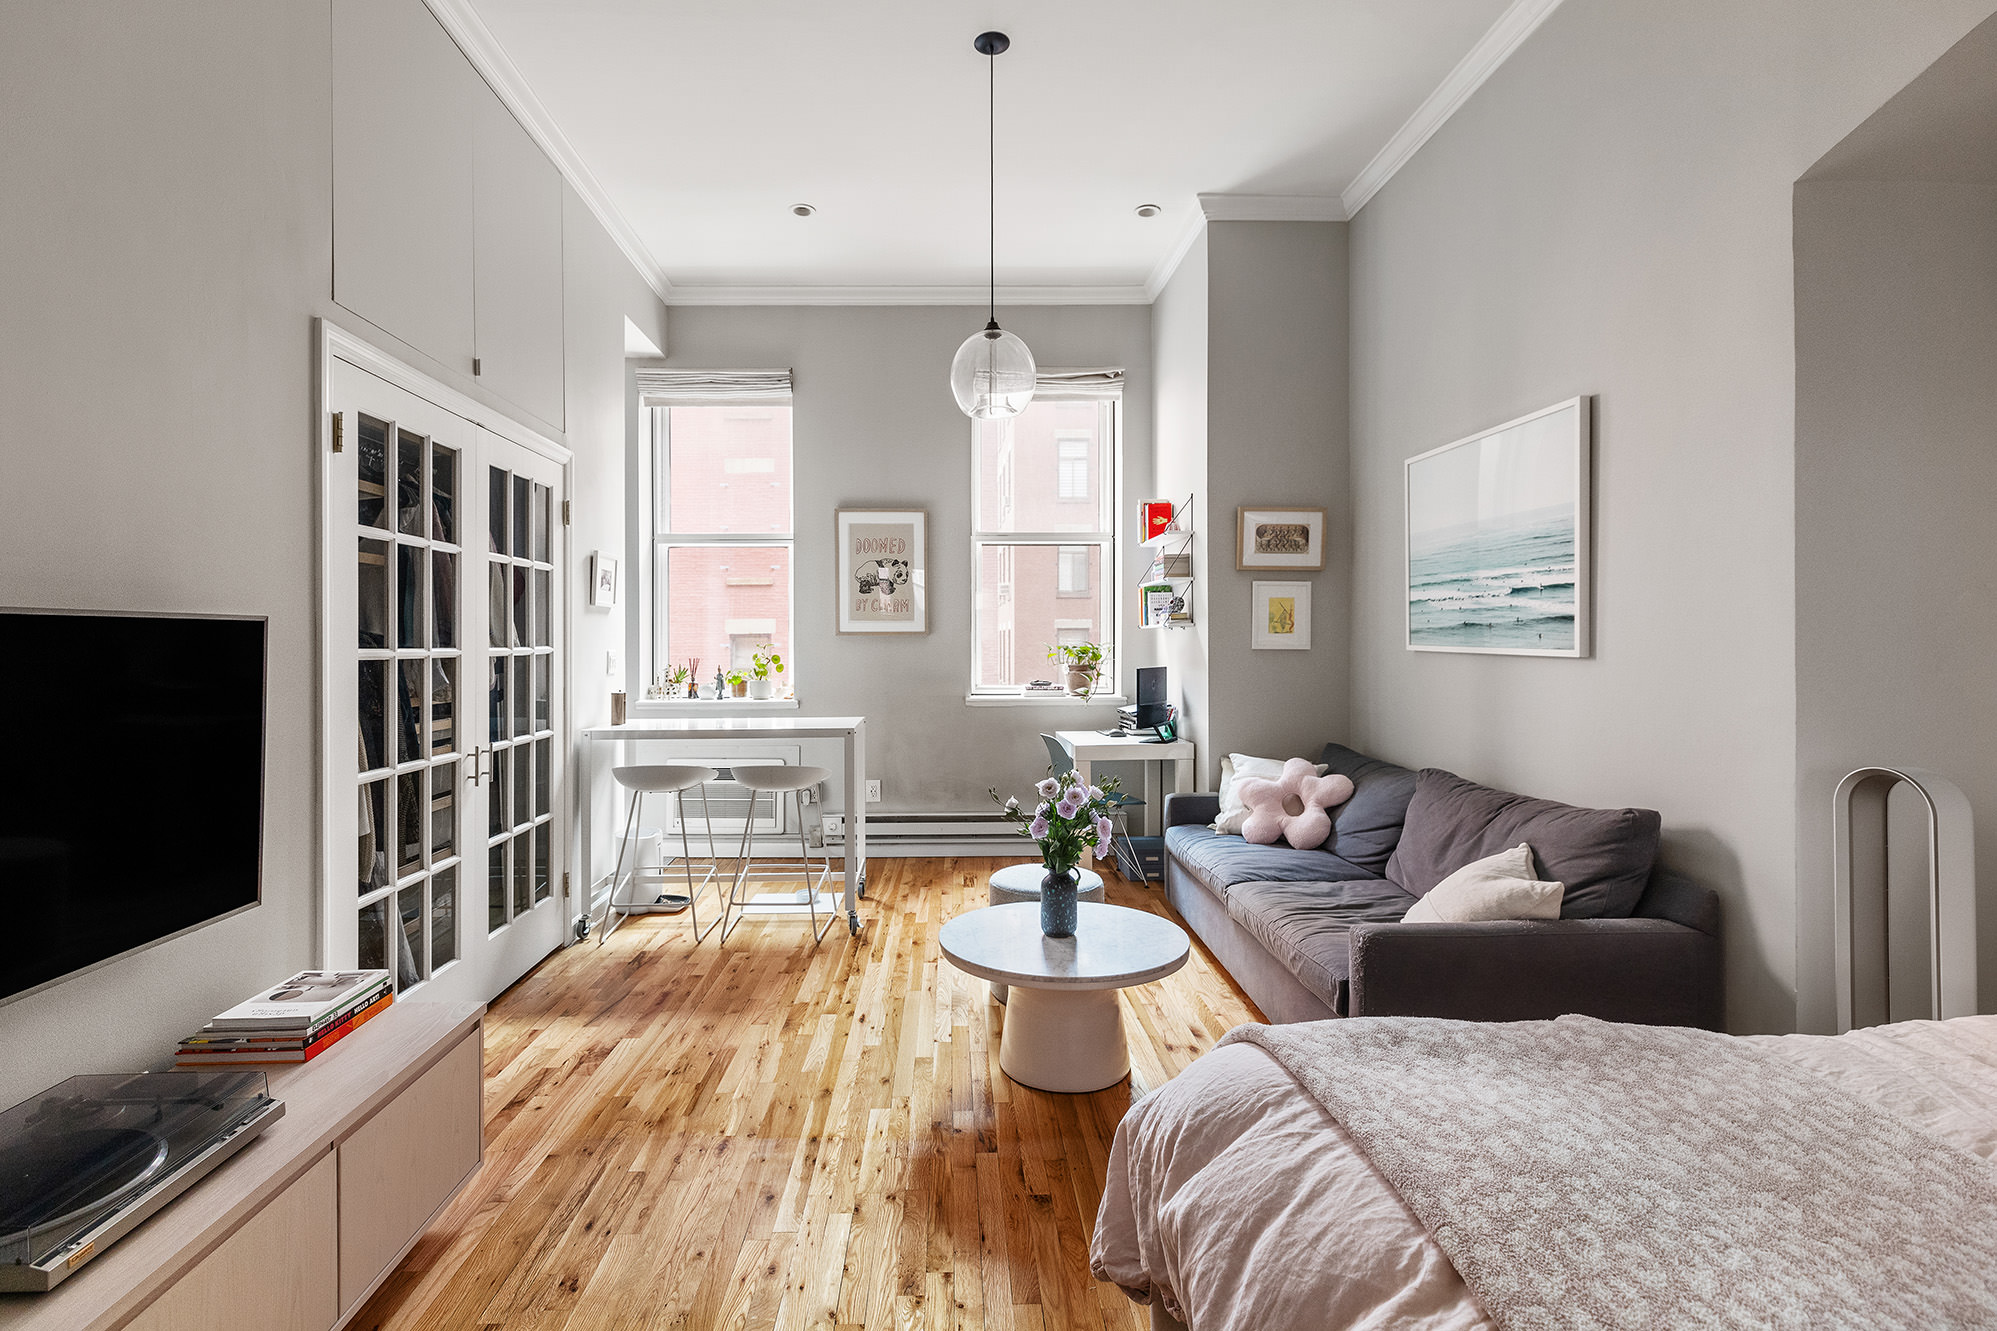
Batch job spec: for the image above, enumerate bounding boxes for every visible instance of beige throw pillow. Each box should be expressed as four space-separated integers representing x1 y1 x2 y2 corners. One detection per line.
1213 753 1330 835
1401 843 1564 923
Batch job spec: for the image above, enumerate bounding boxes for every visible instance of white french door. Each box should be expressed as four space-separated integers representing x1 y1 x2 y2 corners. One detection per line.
325 353 566 1004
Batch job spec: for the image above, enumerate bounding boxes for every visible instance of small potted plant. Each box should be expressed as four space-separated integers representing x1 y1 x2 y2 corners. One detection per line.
1047 641 1107 699
664 663 691 699
748 645 784 700
725 669 748 699
989 772 1122 937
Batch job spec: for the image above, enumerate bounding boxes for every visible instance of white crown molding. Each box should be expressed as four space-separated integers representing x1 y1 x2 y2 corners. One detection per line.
1341 0 1566 218
664 284 1152 307
1195 193 1348 223
423 0 674 305
1141 193 1349 300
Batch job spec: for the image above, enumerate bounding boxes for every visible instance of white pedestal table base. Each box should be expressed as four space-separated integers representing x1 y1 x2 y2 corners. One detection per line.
998 984 1128 1093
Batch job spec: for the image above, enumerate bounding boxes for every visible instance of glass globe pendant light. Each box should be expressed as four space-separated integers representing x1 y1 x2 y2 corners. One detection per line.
950 31 1036 420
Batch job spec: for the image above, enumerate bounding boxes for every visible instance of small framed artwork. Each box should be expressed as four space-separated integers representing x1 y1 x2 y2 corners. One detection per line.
1251 581 1311 650
836 508 927 634
1237 507 1326 570
1405 396 1591 657
589 552 618 608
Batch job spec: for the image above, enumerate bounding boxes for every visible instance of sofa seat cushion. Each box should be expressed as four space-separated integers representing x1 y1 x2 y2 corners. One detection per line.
1225 878 1417 1013
1385 768 1662 920
1165 826 1377 902
1317 744 1421 873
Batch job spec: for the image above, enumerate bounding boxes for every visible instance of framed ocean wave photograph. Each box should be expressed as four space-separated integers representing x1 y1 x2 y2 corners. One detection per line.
1405 397 1592 658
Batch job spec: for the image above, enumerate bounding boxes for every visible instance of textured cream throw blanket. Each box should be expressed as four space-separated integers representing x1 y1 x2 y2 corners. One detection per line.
1219 1016 1997 1329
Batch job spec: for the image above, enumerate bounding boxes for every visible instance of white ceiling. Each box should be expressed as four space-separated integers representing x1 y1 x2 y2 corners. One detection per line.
460 0 1522 300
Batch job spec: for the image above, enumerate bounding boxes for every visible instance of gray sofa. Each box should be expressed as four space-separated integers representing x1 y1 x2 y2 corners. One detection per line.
1162 743 1724 1028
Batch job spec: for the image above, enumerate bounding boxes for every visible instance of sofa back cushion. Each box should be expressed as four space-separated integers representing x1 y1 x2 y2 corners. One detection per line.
1317 744 1421 873
1384 768 1661 919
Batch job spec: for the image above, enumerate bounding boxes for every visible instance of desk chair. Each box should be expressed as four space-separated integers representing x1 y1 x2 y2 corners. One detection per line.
1040 733 1145 870
598 764 722 946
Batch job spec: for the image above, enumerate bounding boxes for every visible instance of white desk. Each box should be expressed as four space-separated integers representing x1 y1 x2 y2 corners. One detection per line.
581 716 866 937
1053 730 1198 858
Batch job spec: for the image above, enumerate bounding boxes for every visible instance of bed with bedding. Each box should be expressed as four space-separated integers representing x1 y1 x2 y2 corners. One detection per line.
1091 1013 1997 1330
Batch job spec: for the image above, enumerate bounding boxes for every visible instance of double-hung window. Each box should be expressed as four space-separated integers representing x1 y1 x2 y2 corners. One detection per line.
971 372 1121 694
639 370 794 689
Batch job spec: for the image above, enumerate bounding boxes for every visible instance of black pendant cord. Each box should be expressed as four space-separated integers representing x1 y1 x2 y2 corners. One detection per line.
987 41 996 328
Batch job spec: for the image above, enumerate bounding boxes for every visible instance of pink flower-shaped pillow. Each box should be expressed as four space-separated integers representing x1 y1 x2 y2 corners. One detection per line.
1238 758 1356 850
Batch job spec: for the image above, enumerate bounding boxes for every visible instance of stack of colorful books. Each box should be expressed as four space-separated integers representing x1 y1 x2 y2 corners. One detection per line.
175 970 392 1067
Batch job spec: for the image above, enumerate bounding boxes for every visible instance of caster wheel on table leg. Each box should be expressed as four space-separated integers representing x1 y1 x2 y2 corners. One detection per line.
848 912 861 936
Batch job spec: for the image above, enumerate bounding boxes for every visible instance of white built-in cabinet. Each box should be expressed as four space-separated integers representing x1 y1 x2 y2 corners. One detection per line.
332 0 565 430
0 1004 483 1331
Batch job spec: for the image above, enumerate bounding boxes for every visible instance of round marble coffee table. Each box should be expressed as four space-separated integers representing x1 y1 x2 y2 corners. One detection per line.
938 903 1190 1093
985 863 1105 1003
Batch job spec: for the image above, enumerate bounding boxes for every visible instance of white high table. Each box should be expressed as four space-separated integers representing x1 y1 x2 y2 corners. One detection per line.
939 902 1190 1092
580 716 867 937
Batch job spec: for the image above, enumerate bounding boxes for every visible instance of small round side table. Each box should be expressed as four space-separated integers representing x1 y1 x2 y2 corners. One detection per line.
986 863 1105 1003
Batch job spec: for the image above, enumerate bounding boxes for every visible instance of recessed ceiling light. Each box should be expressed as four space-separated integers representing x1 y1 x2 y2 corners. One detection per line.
790 203 816 217
1134 203 1162 218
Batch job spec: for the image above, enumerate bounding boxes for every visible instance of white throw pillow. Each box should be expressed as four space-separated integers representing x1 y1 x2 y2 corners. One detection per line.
1401 843 1564 923
1212 753 1330 835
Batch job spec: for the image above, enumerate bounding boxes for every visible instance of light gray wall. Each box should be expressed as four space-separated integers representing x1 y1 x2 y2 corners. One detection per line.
1205 221 1349 774
1151 233 1212 777
1794 179 1997 1028
0 0 662 1107
649 304 1155 812
1346 0 1997 1033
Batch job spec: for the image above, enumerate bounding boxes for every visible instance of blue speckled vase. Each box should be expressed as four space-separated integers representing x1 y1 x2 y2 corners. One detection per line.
1040 868 1079 938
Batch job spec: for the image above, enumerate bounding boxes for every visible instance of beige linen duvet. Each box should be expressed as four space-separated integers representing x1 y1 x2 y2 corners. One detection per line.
1091 1015 1997 1331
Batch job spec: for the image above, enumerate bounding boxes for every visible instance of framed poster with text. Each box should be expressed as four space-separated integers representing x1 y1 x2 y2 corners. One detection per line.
836 508 928 634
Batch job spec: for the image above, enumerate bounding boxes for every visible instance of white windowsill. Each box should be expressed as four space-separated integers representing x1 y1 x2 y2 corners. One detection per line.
963 693 1129 708
630 697 801 715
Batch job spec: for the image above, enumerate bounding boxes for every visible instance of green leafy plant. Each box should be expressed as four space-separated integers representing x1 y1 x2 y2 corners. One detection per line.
1047 641 1107 699
750 645 785 681
989 771 1123 875
724 669 747 687
664 664 691 688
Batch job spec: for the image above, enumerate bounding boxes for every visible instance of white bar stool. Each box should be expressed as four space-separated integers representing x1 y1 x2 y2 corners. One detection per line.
720 764 835 944
597 764 722 946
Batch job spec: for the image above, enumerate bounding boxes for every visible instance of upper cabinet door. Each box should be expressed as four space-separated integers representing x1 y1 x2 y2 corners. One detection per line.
472 84 565 430
333 0 479 375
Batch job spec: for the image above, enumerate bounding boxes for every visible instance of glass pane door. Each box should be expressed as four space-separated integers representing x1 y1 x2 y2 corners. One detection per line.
329 358 566 1006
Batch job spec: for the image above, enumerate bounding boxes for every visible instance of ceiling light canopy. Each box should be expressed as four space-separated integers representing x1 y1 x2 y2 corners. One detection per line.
950 30 1035 421
790 203 816 217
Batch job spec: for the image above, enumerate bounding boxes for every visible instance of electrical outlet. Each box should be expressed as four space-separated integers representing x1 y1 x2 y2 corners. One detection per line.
606 649 618 676
865 780 882 803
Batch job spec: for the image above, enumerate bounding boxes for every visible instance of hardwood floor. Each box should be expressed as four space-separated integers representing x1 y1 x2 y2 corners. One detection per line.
349 857 1261 1331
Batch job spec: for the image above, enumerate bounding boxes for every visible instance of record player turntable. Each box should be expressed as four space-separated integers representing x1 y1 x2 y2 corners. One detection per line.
0 1070 283 1292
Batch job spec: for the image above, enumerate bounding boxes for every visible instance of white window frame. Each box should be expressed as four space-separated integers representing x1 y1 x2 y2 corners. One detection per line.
1056 434 1091 501
969 395 1120 696
1056 545 1090 597
646 402 796 693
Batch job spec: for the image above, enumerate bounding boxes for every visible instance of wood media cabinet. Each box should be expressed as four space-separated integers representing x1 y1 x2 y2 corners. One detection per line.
0 1000 484 1331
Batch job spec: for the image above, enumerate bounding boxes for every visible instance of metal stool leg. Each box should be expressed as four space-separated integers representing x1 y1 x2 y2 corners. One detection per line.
800 788 833 944
683 783 719 943
720 786 760 944
597 787 642 946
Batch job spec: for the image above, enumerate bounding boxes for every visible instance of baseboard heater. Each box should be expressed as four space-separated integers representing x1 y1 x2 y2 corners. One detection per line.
822 811 1026 858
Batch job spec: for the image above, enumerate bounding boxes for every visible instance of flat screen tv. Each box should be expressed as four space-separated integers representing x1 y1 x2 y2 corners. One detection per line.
0 610 266 1005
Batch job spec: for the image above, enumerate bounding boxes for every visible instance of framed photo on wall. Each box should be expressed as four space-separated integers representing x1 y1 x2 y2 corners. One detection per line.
1237 506 1326 570
1251 581 1311 650
589 552 618 608
1405 396 1592 657
836 508 927 634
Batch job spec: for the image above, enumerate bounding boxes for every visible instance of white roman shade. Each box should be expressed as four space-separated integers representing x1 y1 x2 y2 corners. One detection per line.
637 368 793 405
1034 367 1125 400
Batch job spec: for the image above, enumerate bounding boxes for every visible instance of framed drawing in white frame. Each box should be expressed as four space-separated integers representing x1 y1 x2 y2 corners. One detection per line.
589 552 618 608
1405 396 1592 658
836 508 927 634
1251 581 1311 650
1236 506 1326 570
